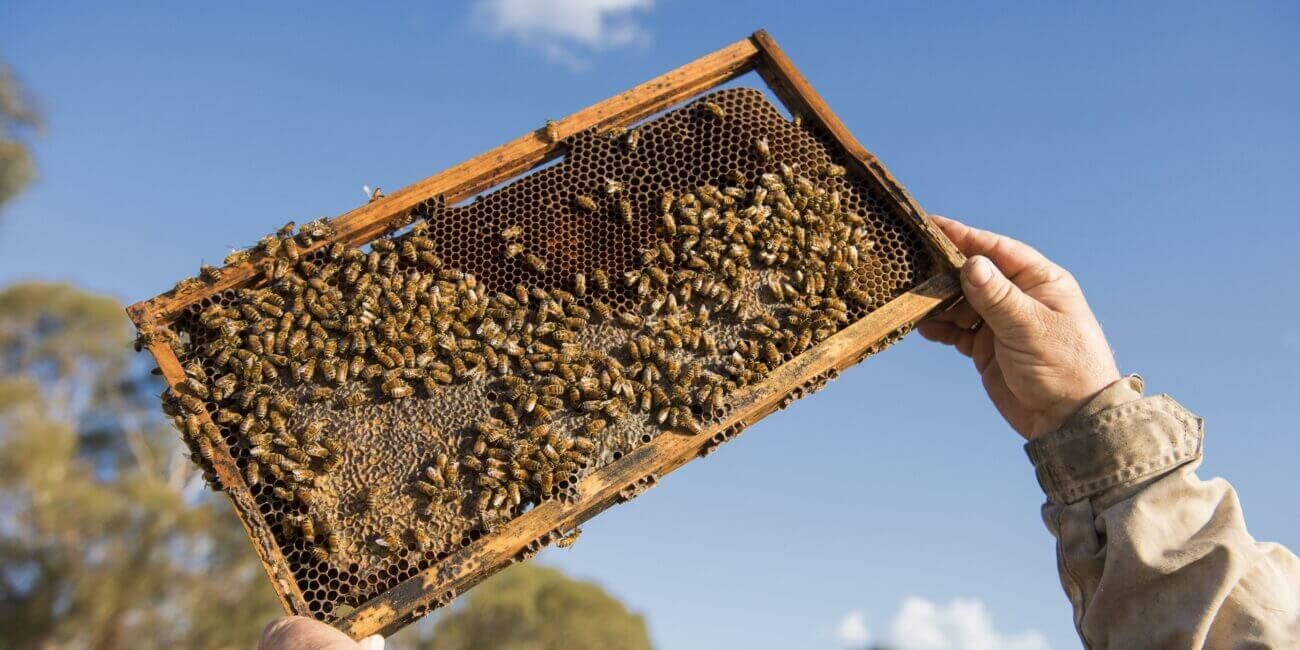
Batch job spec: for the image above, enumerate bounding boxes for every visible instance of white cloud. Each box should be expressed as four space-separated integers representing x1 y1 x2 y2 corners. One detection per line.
473 0 653 68
836 610 871 649
890 597 1049 650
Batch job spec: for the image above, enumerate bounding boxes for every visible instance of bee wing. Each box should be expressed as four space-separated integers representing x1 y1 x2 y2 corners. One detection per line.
362 185 373 198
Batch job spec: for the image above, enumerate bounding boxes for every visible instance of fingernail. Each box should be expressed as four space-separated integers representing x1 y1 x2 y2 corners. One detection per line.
966 256 993 287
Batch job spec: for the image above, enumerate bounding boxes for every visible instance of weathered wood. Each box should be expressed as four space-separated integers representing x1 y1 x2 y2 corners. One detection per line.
339 272 959 638
749 30 965 274
145 337 312 615
126 37 761 329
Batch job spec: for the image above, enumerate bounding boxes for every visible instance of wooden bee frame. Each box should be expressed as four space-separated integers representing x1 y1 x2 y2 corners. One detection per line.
127 30 963 638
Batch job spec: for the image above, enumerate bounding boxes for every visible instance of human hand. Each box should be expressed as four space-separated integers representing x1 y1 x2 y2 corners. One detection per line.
917 216 1120 440
259 616 384 650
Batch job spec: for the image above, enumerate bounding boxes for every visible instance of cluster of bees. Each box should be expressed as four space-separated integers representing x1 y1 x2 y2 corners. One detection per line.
148 96 879 564
646 159 876 395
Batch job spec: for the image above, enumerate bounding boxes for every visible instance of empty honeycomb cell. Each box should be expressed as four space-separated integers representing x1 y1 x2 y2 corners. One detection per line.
146 87 933 626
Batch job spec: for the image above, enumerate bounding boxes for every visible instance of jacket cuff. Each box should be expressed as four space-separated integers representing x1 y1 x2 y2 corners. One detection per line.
1023 376 1204 505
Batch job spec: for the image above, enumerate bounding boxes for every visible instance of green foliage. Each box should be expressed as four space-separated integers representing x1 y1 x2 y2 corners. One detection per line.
0 282 282 649
0 281 128 376
0 61 40 213
426 563 652 650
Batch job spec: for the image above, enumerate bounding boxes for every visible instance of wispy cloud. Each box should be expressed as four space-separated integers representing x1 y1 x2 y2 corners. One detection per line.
836 610 871 649
890 597 1048 650
472 0 653 69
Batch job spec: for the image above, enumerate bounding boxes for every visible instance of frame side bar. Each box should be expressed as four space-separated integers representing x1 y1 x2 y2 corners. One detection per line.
128 37 762 328
141 330 312 615
748 30 965 274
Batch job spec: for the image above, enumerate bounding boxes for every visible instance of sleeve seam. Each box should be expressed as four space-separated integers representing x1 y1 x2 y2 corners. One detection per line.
1054 444 1200 504
1028 394 1203 505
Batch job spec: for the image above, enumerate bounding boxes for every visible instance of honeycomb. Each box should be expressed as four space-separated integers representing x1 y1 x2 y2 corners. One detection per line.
145 88 932 625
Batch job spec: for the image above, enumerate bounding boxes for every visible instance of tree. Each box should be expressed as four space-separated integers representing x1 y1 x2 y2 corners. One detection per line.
0 61 40 215
426 563 653 650
0 282 282 649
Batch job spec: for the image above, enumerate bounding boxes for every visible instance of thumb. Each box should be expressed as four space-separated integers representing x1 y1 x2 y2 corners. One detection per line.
358 635 385 650
961 255 1037 333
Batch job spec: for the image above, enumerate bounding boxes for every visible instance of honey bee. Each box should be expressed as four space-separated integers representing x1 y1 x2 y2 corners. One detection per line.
299 516 316 540
374 532 403 553
199 264 223 283
700 100 726 118
420 251 443 269
272 221 295 238
210 374 237 401
297 420 323 442
555 527 582 548
535 471 555 494
646 267 668 287
592 269 610 293
823 163 846 178
281 237 301 263
671 408 702 435
660 212 677 236
754 136 770 160
257 235 283 260
244 460 261 486
300 217 333 240
544 119 560 142
413 527 434 553
414 480 440 498
532 404 554 422
501 242 524 259
605 179 624 195
625 128 640 151
225 249 251 265
501 225 523 240
172 277 204 295
619 199 633 225
616 312 643 329
400 240 419 264
523 254 548 274
339 390 368 408
573 195 597 213
564 273 585 300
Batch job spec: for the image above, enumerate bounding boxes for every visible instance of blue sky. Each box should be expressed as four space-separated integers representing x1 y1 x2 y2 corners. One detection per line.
3 1 1298 648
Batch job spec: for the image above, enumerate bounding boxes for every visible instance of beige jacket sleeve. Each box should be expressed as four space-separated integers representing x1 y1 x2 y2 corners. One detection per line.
1024 375 1300 648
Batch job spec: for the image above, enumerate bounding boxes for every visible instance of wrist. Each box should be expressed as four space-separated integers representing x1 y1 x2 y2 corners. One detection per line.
1032 372 1134 439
